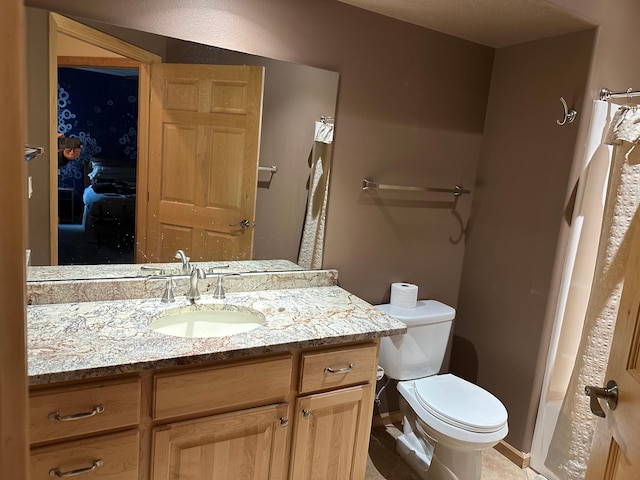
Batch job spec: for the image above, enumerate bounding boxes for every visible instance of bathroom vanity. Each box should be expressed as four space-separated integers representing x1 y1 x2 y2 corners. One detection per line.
26 264 405 480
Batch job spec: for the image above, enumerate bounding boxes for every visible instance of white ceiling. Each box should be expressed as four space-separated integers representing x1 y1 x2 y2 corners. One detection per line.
336 0 594 48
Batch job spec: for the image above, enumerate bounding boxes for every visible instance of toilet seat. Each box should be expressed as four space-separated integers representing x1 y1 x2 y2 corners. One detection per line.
414 374 507 434
397 374 508 445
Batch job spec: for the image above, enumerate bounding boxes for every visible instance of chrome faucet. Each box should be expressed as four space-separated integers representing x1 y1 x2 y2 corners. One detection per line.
174 249 191 274
186 267 206 304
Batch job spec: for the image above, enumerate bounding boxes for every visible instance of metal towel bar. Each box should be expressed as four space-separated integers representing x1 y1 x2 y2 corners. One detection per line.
362 179 470 197
258 165 278 173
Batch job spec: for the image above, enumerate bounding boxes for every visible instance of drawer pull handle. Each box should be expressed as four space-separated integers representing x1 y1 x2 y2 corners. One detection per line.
48 405 105 422
324 363 355 374
49 459 104 477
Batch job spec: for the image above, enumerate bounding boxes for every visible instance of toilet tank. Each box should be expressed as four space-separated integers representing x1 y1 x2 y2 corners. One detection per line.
376 300 456 381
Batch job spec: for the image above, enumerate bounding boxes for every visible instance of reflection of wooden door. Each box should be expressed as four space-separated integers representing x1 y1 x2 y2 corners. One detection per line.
586 220 640 479
145 63 263 262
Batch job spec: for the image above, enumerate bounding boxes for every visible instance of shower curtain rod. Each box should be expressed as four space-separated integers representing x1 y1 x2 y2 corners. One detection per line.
599 87 640 101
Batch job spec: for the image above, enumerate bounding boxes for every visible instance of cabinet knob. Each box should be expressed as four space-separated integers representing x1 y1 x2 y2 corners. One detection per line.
302 409 311 419
279 417 289 427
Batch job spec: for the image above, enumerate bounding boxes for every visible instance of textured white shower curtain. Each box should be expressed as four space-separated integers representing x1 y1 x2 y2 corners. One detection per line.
530 101 611 478
297 121 334 269
546 103 640 479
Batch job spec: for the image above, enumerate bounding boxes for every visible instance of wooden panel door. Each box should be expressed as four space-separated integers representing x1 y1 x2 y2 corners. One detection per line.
146 63 263 263
586 219 640 479
151 403 289 480
289 384 374 480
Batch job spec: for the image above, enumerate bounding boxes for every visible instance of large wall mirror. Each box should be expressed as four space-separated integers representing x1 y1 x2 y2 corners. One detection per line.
26 9 339 281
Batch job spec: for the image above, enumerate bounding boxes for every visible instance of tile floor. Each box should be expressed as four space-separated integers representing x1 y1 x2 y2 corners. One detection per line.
366 424 547 480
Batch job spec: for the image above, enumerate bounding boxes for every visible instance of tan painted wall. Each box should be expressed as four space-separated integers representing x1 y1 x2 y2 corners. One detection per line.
25 2 494 309
26 0 632 458
452 29 596 451
26 8 51 265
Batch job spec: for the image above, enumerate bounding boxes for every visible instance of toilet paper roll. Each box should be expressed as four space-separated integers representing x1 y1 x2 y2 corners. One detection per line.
390 282 418 308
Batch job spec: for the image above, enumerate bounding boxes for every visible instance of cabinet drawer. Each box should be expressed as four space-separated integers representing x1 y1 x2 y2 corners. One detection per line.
299 344 378 394
153 355 292 420
30 429 139 480
30 378 141 445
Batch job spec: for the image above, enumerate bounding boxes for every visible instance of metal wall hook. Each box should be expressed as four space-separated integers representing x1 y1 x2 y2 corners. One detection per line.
557 97 577 125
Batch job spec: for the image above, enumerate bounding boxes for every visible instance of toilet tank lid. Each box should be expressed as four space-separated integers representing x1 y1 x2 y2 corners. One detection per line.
376 300 455 325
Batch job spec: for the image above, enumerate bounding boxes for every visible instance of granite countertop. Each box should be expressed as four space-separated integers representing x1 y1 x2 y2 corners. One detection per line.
28 285 406 386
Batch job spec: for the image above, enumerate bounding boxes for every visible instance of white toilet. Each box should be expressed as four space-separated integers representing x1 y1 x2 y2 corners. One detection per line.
376 300 508 480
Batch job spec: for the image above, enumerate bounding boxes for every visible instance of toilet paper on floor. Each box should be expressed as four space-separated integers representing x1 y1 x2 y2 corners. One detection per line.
390 282 418 308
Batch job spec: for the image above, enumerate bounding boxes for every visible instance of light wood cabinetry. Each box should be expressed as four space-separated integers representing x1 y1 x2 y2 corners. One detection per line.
31 430 140 480
29 341 379 480
152 355 292 421
150 355 293 479
298 343 378 394
29 378 142 479
291 344 378 480
29 378 141 445
290 384 374 479
151 403 290 480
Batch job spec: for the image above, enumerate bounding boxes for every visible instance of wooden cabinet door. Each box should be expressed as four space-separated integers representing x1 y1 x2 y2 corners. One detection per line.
289 384 374 480
151 403 289 480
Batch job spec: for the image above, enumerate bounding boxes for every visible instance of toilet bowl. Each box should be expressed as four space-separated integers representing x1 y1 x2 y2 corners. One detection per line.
376 301 508 480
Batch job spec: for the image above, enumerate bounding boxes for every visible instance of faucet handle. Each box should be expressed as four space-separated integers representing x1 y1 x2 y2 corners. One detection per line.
161 277 175 303
139 265 166 276
213 273 225 299
148 275 175 303
212 272 240 300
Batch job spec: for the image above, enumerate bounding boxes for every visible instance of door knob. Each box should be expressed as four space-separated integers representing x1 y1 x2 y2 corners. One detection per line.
229 219 251 230
584 380 618 418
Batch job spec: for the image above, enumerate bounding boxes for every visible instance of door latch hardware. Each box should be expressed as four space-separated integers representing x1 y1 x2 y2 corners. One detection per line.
229 219 251 230
584 380 618 418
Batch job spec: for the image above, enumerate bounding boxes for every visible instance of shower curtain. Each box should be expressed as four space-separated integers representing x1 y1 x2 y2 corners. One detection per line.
530 101 611 477
546 103 640 479
297 120 334 269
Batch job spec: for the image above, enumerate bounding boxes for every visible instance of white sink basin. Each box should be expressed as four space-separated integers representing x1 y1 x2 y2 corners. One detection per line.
148 305 265 338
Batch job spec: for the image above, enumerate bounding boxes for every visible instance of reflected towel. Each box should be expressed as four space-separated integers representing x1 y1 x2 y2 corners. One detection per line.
314 121 334 144
298 123 334 269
